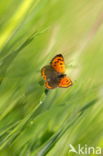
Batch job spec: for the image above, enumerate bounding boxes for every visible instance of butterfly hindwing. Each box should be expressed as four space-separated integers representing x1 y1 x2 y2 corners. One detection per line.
41 66 58 89
50 54 65 73
58 76 72 88
45 81 57 89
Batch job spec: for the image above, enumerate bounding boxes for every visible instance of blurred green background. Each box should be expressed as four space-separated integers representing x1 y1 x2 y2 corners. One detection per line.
0 0 103 155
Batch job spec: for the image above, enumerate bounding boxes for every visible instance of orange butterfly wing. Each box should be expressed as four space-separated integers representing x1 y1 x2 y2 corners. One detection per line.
58 76 72 88
50 54 65 73
45 81 56 89
41 67 47 80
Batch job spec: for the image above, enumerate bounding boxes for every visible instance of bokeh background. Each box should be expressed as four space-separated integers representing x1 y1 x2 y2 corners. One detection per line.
0 0 103 155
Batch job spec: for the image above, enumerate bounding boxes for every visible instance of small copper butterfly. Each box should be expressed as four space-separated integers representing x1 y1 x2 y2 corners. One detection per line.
41 54 73 89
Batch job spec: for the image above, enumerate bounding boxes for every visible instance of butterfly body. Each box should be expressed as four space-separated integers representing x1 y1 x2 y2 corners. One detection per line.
41 54 72 89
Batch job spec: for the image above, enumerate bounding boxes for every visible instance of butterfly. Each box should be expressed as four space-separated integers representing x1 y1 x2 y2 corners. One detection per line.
41 54 73 89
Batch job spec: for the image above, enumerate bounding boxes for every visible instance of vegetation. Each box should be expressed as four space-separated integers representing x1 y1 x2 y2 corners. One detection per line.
0 0 103 155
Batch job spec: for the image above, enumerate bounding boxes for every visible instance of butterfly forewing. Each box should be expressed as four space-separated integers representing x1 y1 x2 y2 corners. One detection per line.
41 67 47 80
50 54 65 73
